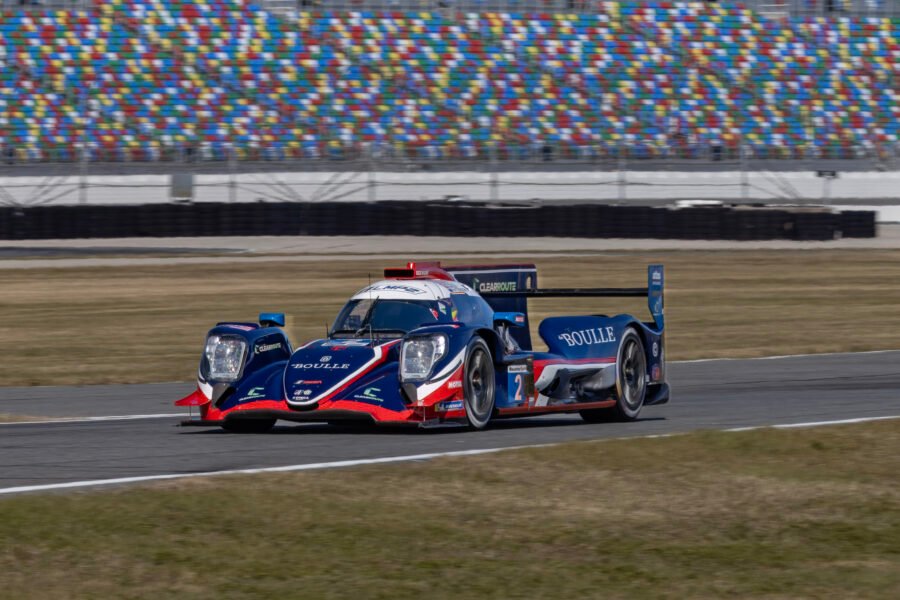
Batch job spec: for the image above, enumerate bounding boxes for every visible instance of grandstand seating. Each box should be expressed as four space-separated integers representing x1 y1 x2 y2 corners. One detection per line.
0 0 897 161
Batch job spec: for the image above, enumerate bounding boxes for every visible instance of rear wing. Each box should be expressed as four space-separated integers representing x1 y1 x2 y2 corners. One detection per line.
478 265 665 331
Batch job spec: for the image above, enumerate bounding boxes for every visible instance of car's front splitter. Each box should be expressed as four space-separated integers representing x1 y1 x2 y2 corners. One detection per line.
183 397 467 427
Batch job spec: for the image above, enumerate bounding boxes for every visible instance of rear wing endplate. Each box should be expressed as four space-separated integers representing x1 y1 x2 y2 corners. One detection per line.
480 265 664 330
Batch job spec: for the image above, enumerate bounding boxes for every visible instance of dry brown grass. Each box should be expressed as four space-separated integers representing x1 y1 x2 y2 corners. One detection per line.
0 414 45 423
1 250 899 386
0 420 897 598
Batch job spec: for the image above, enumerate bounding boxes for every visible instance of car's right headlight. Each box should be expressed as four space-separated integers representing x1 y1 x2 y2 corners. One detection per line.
400 334 447 381
204 335 247 382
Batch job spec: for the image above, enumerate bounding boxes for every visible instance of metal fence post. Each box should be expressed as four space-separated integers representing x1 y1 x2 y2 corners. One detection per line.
740 141 749 201
79 143 88 205
490 144 499 203
228 144 237 204
368 143 377 203
617 142 626 201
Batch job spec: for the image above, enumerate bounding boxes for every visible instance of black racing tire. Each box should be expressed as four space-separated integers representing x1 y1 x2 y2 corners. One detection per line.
221 418 277 433
612 328 647 420
463 337 495 430
580 328 647 423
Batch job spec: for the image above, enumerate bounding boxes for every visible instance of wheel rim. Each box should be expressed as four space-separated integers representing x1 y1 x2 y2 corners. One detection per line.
619 337 646 412
466 348 494 424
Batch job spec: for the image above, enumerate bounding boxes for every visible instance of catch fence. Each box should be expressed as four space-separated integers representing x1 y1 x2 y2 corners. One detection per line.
0 142 897 208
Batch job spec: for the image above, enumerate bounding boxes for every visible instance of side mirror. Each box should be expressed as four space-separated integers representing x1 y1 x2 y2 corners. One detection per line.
259 312 286 328
493 312 526 328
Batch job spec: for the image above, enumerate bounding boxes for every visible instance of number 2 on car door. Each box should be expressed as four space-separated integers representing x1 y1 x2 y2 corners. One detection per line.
508 372 524 406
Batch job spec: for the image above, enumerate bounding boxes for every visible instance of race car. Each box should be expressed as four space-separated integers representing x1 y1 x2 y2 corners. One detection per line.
176 262 668 432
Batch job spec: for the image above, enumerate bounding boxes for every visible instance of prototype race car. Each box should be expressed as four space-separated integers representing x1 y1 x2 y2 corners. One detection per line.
176 262 668 432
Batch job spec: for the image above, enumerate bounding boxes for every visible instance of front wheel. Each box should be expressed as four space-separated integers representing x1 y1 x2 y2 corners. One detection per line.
463 337 495 430
222 418 276 433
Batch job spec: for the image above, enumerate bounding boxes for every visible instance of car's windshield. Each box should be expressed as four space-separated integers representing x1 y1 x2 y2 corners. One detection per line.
331 299 451 338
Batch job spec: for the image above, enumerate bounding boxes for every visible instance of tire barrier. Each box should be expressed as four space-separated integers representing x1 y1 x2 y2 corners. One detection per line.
0 202 877 241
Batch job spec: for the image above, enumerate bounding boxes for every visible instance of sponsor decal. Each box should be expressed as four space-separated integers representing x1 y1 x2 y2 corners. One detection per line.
225 324 255 331
294 379 322 385
254 342 282 354
478 281 517 293
652 271 662 282
438 302 448 314
430 309 439 319
328 339 370 347
558 327 616 347
451 308 459 321
438 400 464 412
291 362 351 370
292 389 313 398
321 355 332 363
442 281 472 294
353 387 383 402
372 284 426 295
507 364 529 374
652 365 661 380
240 386 266 401
515 315 525 323
652 342 659 357
448 380 463 390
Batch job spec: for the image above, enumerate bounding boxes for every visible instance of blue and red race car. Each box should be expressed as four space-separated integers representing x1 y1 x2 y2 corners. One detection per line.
176 262 668 432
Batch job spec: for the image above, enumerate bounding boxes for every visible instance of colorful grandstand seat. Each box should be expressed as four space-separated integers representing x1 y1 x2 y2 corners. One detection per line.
0 1 896 161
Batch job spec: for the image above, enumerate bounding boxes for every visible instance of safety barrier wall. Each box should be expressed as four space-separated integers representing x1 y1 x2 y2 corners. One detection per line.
0 202 876 240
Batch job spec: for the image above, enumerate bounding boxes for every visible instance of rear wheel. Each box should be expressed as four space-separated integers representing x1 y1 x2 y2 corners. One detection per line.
221 418 276 433
463 337 495 430
613 328 647 420
580 328 647 423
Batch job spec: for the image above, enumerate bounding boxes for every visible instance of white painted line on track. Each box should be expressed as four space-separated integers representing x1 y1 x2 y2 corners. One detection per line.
673 348 900 364
724 415 900 432
0 447 524 496
1 414 898 496
0 413 185 426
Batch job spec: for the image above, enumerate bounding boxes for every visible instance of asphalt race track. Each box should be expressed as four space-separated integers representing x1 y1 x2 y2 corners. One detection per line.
1 351 898 494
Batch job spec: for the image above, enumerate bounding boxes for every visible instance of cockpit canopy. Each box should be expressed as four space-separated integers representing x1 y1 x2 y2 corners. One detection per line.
330 278 493 338
331 298 454 338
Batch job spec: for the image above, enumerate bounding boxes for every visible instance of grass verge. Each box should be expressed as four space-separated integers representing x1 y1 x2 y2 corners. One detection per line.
0 414 46 423
1 420 898 598
1 250 900 386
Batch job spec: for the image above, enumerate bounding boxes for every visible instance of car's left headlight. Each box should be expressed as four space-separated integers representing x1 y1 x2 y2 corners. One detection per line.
204 335 247 382
400 334 447 381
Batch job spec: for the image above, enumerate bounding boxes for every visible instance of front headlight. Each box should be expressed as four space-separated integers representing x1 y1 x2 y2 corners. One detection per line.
204 335 247 382
400 334 447 381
